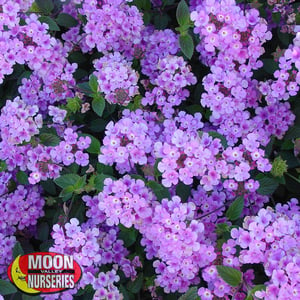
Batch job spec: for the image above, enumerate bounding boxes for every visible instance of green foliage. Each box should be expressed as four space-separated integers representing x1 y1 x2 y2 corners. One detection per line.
39 16 60 31
12 242 24 258
54 174 81 189
0 279 17 296
216 265 242 287
179 34 194 59
226 196 244 221
16 171 29 185
178 287 200 300
176 0 190 27
256 176 279 195
118 225 139 247
127 273 144 294
56 13 78 28
245 285 266 300
35 0 54 14
92 95 106 117
147 180 171 201
39 133 60 146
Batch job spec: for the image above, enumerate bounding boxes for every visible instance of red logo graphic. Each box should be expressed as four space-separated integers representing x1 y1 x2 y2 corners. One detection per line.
7 252 82 294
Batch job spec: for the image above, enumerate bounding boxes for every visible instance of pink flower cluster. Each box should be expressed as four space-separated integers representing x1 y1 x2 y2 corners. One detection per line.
93 52 139 105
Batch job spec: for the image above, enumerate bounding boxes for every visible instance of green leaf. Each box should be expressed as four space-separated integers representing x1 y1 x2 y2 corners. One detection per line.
154 15 170 29
226 196 244 221
127 273 143 294
16 171 29 185
77 82 93 96
54 174 80 189
0 279 17 295
35 0 54 14
262 59 279 75
257 176 279 195
284 125 300 140
59 185 74 201
245 285 266 300
56 13 78 28
297 13 300 25
74 175 87 191
37 222 49 241
272 12 281 23
89 74 98 93
207 131 228 148
39 16 60 31
0 160 7 172
23 295 43 300
179 33 194 59
119 225 138 247
176 0 190 26
92 95 106 117
95 174 115 192
176 182 191 202
216 265 242 287
178 287 200 300
13 242 24 258
41 179 56 195
119 285 135 300
147 181 171 201
79 134 100 154
40 133 60 146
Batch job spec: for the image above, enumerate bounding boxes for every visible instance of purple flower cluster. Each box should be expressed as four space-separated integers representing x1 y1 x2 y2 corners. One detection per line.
98 109 161 173
50 218 139 299
0 98 91 184
93 52 139 105
259 33 300 104
190 0 295 147
80 0 144 56
0 97 42 145
92 176 217 293
96 176 154 228
0 185 44 235
220 199 300 300
142 55 196 116
0 233 16 277
140 28 179 79
0 184 44 277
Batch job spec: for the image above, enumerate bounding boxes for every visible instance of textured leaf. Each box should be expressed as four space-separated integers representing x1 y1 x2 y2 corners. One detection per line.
226 196 244 221
40 133 60 146
56 13 78 28
16 171 29 185
245 285 266 300
127 273 143 294
257 176 279 195
95 174 115 192
89 74 98 93
208 131 228 148
119 225 138 247
79 133 100 154
216 265 242 287
92 95 105 117
36 0 54 13
13 242 24 258
176 0 190 26
179 33 194 59
39 16 60 31
178 287 200 300
147 181 171 201
0 279 17 295
54 174 80 189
